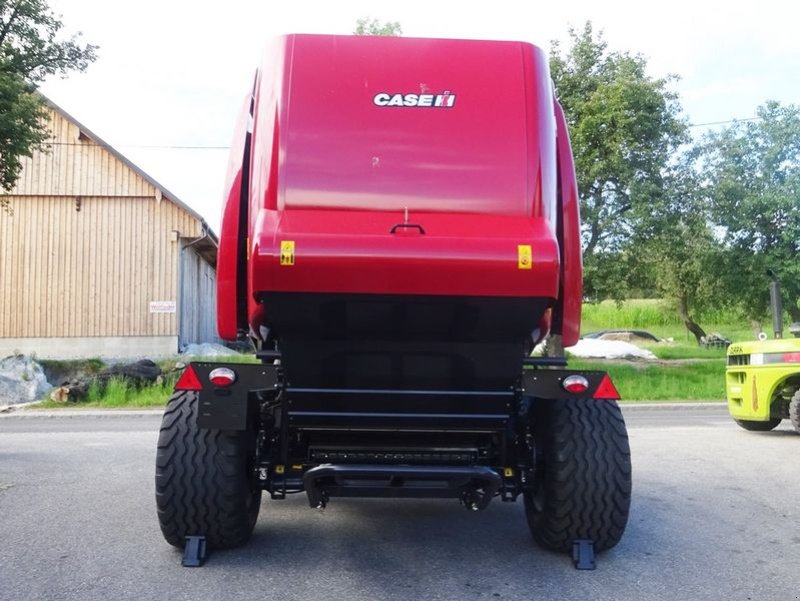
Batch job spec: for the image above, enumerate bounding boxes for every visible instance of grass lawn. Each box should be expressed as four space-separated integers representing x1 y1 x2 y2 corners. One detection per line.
581 298 755 346
575 299 738 400
635 343 726 360
36 357 726 408
31 299 742 408
36 375 178 409
568 359 726 401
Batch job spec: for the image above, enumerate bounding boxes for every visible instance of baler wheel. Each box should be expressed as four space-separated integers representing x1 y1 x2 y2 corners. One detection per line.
524 398 631 553
733 418 782 432
155 390 261 549
789 390 800 434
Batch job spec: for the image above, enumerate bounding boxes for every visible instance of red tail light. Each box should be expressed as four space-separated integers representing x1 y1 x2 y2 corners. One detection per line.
783 353 800 363
562 375 589 394
209 367 237 387
175 365 203 391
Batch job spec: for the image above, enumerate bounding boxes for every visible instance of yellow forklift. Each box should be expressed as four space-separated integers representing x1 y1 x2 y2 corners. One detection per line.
726 271 800 432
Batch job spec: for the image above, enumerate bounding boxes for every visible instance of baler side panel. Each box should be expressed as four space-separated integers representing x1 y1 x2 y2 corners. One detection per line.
552 101 583 346
248 37 293 334
217 93 253 341
521 43 557 229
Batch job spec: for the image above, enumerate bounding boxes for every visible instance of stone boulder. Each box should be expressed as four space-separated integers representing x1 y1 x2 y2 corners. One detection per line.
0 355 53 406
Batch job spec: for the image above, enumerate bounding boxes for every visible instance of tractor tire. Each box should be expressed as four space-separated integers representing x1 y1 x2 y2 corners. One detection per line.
155 390 261 549
734 418 782 432
524 398 632 553
789 390 800 434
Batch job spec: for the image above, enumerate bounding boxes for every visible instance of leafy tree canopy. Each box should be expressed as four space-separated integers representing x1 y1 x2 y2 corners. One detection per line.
0 0 97 205
697 101 800 322
635 157 730 341
550 22 687 300
354 17 402 36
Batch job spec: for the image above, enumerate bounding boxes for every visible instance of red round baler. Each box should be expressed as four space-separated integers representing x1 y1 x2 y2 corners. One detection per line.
157 35 630 566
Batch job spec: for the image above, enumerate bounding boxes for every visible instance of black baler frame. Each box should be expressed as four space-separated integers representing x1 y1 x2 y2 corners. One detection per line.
180 359 618 509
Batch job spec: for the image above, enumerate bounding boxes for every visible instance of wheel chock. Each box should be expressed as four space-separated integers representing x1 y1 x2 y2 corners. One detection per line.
182 535 207 567
572 539 596 570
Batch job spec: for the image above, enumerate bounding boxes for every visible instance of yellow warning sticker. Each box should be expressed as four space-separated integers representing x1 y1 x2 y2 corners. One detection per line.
280 241 295 266
518 245 532 269
504 467 515 478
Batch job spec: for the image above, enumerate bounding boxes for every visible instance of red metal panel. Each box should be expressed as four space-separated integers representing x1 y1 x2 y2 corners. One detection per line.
521 44 558 227
281 35 541 216
217 94 252 341
248 38 292 329
553 101 583 346
251 209 559 298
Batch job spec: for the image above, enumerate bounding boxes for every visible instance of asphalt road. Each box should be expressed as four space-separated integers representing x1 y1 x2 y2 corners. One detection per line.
1 405 798 601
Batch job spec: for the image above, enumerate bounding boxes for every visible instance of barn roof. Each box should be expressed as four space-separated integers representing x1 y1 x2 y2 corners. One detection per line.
42 95 219 251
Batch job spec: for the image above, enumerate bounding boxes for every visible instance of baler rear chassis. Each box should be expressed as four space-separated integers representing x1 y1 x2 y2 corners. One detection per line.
156 355 631 567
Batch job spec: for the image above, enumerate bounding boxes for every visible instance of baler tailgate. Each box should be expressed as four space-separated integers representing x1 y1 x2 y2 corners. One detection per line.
253 209 560 298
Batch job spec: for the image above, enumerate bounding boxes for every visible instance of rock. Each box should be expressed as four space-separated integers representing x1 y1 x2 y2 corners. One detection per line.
39 359 105 390
180 343 239 358
0 355 53 406
102 359 161 384
50 386 70 403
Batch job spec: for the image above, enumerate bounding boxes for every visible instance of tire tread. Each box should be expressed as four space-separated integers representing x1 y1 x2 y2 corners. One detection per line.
525 398 632 552
734 417 782 432
789 390 800 434
155 390 260 549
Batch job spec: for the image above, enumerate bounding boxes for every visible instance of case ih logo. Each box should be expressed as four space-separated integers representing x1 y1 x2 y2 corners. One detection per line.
373 91 456 108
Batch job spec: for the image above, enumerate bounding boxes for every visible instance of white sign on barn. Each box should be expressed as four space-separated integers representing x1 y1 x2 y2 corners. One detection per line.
150 301 177 314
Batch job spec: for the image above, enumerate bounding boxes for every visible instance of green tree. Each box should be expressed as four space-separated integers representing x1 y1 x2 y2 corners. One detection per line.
1 0 97 208
636 160 728 342
354 17 402 36
697 101 800 324
549 22 687 300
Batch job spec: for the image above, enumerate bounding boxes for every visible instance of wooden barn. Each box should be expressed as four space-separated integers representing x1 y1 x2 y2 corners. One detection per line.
0 98 219 359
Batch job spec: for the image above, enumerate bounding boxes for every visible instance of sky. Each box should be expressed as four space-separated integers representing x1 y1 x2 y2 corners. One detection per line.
41 0 800 233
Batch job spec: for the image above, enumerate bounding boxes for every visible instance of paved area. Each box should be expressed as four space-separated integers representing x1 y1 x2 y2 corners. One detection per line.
1 405 798 601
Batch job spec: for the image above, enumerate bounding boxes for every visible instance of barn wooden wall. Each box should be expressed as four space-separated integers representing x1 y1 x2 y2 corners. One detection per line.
0 108 206 340
0 195 200 337
9 109 155 198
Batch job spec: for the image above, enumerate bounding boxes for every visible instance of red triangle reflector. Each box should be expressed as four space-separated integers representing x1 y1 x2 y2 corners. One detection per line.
175 364 203 391
594 374 620 400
